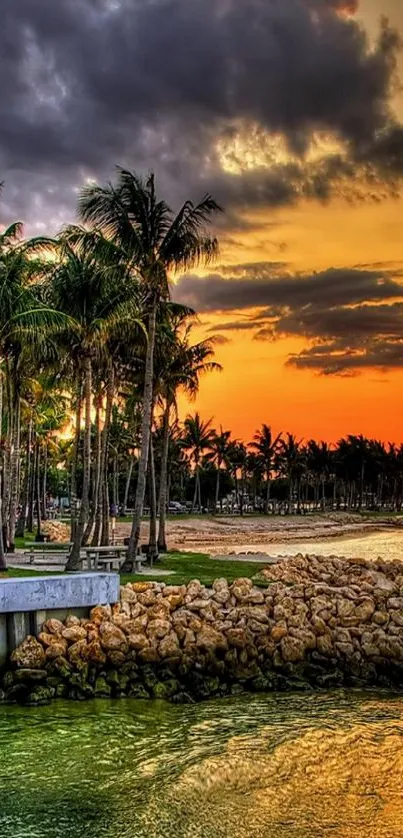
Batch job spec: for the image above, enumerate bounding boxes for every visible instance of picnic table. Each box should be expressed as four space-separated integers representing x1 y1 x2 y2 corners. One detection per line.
24 541 72 564
80 545 144 573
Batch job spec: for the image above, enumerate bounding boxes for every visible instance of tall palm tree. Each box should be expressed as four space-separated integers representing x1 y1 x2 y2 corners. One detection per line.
205 427 232 513
79 169 221 569
227 441 248 514
277 433 304 513
250 424 282 513
306 440 332 510
154 311 220 548
0 221 68 558
245 452 265 511
50 238 142 569
182 413 215 511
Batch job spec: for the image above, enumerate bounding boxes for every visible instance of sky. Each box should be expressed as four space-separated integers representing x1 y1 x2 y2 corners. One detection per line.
1 0 403 443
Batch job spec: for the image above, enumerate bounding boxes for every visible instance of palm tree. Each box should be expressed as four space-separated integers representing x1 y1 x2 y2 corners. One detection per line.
50 237 142 569
227 442 248 514
0 220 69 557
335 435 370 510
245 452 265 511
79 169 221 569
182 413 215 511
277 433 304 513
250 424 282 513
154 310 220 548
306 440 332 510
205 427 232 513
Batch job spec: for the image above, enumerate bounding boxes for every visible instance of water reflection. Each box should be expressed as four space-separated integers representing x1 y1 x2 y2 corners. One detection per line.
1 691 403 837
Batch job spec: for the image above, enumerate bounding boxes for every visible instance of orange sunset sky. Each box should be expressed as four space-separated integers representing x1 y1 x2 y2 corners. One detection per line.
175 0 403 444
1 0 403 445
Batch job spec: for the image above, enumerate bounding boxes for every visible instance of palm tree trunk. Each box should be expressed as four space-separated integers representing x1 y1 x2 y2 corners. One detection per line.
240 473 244 516
8 393 21 552
16 413 33 538
359 461 365 511
148 431 158 562
42 441 48 520
125 302 156 570
67 354 92 570
70 376 82 541
83 392 102 545
123 458 134 516
157 401 170 551
288 474 293 514
215 467 220 513
98 364 114 546
2 358 13 550
265 471 271 514
192 470 198 511
100 481 110 546
196 468 202 511
35 439 42 541
113 454 118 509
27 431 35 533
0 370 7 570
234 471 239 506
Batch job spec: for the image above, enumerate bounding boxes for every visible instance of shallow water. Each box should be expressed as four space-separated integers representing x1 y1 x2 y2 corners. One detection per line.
1 691 403 837
228 529 403 561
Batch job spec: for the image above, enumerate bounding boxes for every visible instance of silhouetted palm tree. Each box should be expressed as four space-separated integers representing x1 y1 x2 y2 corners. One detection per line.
277 433 304 513
250 424 282 513
205 427 232 512
182 413 215 511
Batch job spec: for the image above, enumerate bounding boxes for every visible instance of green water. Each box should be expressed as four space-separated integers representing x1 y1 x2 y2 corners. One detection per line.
1 691 403 837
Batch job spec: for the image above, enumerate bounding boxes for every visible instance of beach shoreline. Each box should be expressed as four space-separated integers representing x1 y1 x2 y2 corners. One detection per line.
115 512 403 554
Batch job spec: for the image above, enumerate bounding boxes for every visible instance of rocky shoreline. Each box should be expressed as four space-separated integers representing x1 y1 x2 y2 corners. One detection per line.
3 553 403 705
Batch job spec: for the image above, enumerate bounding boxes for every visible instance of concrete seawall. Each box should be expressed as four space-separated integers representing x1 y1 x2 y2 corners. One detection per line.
0 574 119 666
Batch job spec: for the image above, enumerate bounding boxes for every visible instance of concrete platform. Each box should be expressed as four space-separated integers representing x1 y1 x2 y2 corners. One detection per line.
0 572 120 613
0 573 120 666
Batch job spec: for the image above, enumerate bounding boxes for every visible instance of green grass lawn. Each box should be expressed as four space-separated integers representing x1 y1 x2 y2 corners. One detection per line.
1 567 61 579
2 550 269 587
121 551 269 586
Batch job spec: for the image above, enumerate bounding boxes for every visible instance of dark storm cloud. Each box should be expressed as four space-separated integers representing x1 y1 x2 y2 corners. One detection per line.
174 265 403 312
0 0 403 229
287 338 403 374
277 302 403 340
176 261 403 373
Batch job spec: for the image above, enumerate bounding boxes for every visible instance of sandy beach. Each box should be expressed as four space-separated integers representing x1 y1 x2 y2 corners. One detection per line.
115 512 403 555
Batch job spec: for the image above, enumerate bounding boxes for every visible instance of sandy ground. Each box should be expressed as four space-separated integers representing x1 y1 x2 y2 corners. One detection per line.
7 513 402 571
115 512 403 555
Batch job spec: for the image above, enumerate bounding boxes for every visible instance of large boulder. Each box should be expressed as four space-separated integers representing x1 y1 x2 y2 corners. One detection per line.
196 625 228 652
355 598 375 622
11 636 46 669
147 619 171 640
62 625 87 643
99 622 128 652
84 640 107 665
158 632 180 658
280 636 306 663
90 605 112 624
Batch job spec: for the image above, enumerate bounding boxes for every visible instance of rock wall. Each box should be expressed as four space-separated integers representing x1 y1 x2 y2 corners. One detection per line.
3 554 403 705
